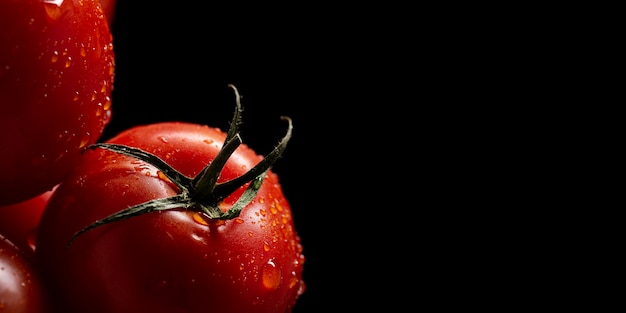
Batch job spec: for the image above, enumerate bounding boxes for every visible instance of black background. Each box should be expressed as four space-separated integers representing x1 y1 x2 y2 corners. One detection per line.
103 3 402 312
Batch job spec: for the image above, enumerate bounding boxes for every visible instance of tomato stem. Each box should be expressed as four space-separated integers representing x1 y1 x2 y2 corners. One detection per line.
67 85 293 247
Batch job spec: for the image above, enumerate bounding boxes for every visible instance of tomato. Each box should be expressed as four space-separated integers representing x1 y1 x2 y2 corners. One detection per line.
0 235 54 313
0 187 55 260
99 0 116 25
0 0 115 206
36 86 305 313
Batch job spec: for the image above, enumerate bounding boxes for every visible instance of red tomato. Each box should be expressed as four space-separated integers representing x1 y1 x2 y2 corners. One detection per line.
99 0 116 25
0 187 55 260
0 235 54 313
0 0 115 205
36 86 305 313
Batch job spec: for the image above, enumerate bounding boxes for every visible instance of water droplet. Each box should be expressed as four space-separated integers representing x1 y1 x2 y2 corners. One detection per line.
192 212 209 226
79 133 91 148
261 260 282 291
27 231 37 252
288 271 299 289
103 96 112 110
43 1 64 23
157 136 168 143
190 233 204 242
43 0 64 7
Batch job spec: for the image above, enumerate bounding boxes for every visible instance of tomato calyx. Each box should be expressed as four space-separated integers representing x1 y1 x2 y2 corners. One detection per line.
67 85 292 247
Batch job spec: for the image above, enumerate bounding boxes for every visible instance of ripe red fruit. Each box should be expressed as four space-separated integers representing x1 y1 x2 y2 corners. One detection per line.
36 85 305 313
0 0 115 205
99 0 116 25
0 235 54 313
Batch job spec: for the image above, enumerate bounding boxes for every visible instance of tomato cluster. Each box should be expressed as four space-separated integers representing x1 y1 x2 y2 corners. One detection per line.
1 1 304 312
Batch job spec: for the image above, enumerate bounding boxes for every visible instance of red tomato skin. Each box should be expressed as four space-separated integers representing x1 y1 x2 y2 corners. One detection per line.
0 235 54 313
0 187 55 260
36 122 305 313
99 0 116 25
0 0 114 205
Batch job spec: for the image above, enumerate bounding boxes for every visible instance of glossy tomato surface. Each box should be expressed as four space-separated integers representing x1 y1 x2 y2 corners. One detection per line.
0 187 55 260
36 122 305 313
99 0 116 25
0 235 53 313
0 0 114 205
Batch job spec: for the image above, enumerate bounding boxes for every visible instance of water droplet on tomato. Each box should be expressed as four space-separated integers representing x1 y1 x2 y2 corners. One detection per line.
287 271 299 289
43 0 65 7
43 2 62 23
190 233 204 243
192 212 209 225
261 260 282 291
103 95 112 110
79 133 91 148
27 231 37 252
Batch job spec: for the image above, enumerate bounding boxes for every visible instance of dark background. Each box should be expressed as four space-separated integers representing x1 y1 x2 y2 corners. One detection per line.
103 3 406 312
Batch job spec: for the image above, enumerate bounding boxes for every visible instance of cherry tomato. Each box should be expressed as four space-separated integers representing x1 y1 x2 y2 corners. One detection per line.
36 86 305 313
0 187 55 260
0 0 115 205
0 235 53 313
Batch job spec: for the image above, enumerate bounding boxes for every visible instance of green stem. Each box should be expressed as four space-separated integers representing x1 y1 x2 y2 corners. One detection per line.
67 85 293 247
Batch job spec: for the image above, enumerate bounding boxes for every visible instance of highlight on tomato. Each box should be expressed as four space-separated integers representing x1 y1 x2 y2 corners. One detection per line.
0 234 54 313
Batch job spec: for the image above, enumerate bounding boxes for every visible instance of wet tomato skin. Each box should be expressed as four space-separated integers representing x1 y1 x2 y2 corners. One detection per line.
99 0 117 25
0 0 114 205
36 122 305 313
0 235 54 313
